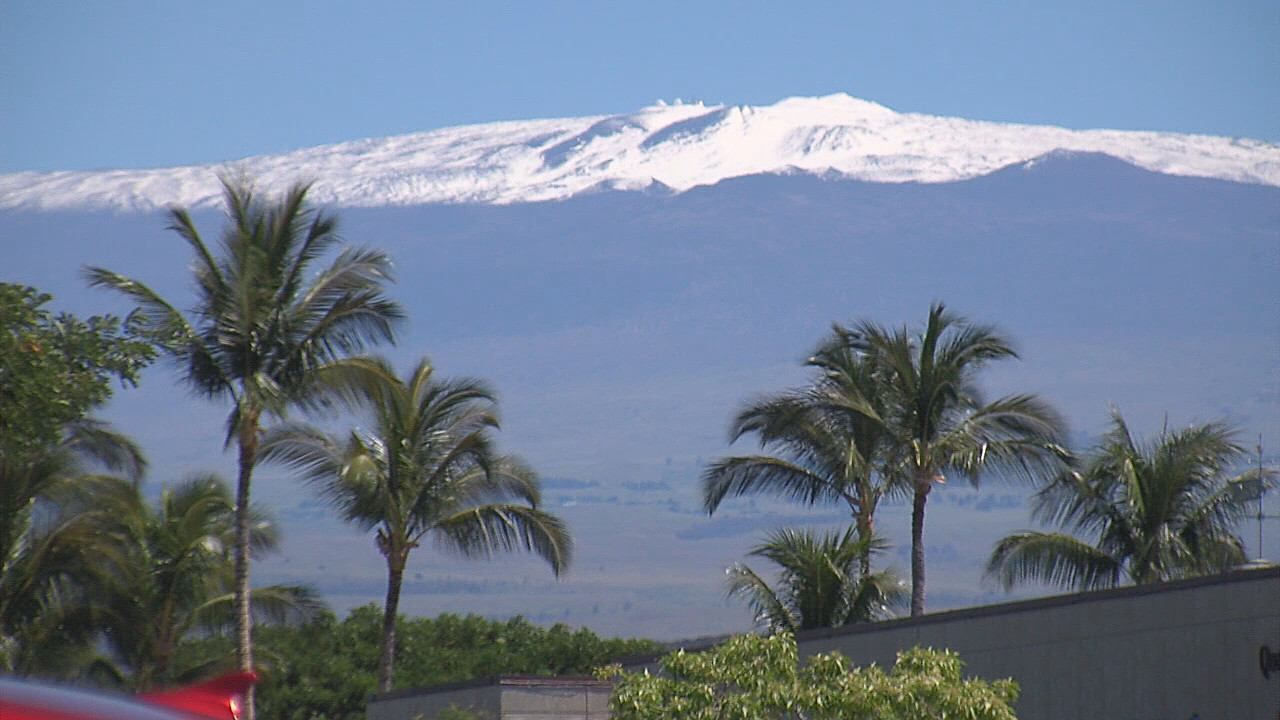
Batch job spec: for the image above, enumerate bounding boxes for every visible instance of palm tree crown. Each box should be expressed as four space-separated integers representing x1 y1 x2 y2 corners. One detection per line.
706 305 1069 617
848 303 1069 616
726 527 905 634
88 179 402 422
0 419 145 676
96 475 321 690
986 411 1259 591
702 326 895 575
85 177 402 718
260 356 571 692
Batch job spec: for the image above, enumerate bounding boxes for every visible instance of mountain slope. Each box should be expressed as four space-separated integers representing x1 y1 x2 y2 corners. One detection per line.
3 93 1277 212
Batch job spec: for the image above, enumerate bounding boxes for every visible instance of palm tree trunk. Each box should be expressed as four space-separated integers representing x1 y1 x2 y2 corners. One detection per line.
855 510 873 577
149 636 172 692
910 480 929 617
378 559 405 693
234 410 259 720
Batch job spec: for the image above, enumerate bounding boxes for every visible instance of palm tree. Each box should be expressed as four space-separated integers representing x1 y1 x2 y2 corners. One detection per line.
95 474 322 690
0 419 146 675
986 411 1262 591
702 327 895 575
851 303 1069 616
0 418 146 565
86 177 402 713
259 356 572 692
726 527 905 634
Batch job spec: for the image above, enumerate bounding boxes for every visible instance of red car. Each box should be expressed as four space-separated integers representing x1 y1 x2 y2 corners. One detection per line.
0 671 256 720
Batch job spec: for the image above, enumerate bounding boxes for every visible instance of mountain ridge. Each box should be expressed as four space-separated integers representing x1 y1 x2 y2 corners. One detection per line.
2 92 1277 212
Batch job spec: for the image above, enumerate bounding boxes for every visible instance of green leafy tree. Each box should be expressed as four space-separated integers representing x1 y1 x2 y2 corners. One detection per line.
602 632 1019 720
986 410 1263 591
0 283 154 455
726 528 905 634
1 285 152 671
188 607 659 720
849 304 1069 616
93 474 323 690
260 357 572 692
703 328 895 576
86 177 403 717
386 611 657 682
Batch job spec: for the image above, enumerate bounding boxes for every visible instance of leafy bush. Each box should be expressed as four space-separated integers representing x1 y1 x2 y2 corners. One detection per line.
602 632 1019 720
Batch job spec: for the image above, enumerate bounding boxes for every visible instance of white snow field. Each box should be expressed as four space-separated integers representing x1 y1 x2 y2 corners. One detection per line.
3 93 1277 212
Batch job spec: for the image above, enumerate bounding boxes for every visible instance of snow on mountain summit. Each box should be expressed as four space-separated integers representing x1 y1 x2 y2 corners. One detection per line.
3 93 1277 212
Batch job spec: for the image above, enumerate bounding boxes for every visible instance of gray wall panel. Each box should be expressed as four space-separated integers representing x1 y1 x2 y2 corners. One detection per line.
794 569 1280 719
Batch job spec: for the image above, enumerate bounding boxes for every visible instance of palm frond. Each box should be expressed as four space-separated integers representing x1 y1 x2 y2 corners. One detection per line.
193 584 326 632
258 423 349 485
59 418 149 482
166 206 225 300
986 531 1124 591
431 504 572 576
297 355 401 416
938 393 1071 486
846 568 908 624
727 527 901 632
256 353 563 691
1001 410 1251 591
725 563 796 635
452 456 543 508
702 455 852 512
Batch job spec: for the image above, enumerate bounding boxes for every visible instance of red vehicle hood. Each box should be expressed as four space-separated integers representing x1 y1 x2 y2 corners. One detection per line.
139 672 258 720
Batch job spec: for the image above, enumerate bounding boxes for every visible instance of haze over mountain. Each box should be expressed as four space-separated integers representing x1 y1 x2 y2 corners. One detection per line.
2 93 1277 211
3 95 1277 640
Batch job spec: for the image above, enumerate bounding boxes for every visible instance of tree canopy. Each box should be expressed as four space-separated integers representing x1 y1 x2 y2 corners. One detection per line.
0 283 154 454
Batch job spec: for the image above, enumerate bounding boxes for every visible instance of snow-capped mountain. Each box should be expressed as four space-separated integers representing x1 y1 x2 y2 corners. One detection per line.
5 91 1278 639
3 93 1278 212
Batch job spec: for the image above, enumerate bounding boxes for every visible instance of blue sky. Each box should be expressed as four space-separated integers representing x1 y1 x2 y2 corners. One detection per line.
2 0 1276 173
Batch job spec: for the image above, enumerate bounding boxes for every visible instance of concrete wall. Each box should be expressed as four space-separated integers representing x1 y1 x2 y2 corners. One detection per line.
500 683 610 720
793 567 1280 720
368 682 501 720
368 677 611 720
